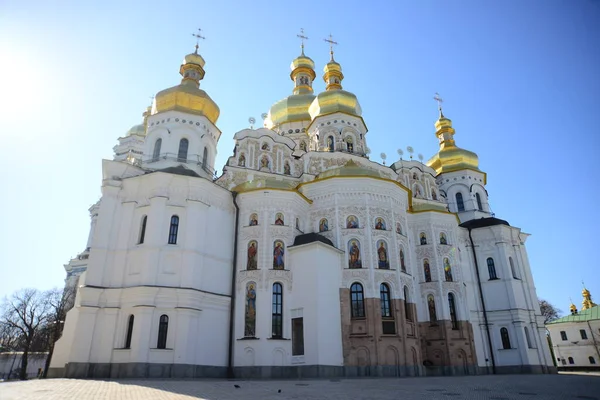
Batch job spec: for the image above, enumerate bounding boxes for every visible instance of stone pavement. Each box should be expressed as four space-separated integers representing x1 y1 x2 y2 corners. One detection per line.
1 374 600 400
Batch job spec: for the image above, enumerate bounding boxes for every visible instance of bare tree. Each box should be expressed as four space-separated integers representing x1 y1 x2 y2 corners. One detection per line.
42 286 76 378
539 298 561 324
0 288 50 380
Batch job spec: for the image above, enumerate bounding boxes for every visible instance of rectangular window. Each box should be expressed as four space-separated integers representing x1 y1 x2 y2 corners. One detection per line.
272 283 283 338
560 331 568 341
580 329 588 340
292 317 304 356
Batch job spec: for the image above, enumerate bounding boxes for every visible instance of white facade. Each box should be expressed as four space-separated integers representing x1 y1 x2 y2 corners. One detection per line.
50 45 555 379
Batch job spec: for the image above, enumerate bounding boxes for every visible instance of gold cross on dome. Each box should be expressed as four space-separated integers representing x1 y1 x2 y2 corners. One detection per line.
191 28 205 53
297 28 309 51
434 92 444 112
323 33 338 58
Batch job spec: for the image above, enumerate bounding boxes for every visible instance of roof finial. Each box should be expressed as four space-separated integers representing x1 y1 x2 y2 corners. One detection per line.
191 28 205 54
434 92 444 118
297 28 309 55
324 33 338 61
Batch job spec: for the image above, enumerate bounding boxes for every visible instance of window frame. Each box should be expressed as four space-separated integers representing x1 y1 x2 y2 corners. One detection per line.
509 257 519 279
448 293 458 330
168 215 179 245
152 138 162 160
138 215 147 244
350 282 365 318
580 329 588 340
157 314 169 349
487 257 498 280
560 330 568 341
568 356 574 365
403 286 412 321
524 326 533 348
380 283 392 319
456 192 465 212
177 138 189 162
125 314 134 349
500 327 512 349
476 192 483 211
271 283 283 339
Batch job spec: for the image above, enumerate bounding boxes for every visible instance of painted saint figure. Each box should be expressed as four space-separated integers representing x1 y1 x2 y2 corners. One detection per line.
249 213 258 226
327 136 334 152
346 137 353 153
396 222 402 235
274 213 284 226
273 241 285 270
424 259 432 282
400 249 406 272
427 294 437 323
444 258 453 282
420 233 427 245
319 218 329 232
299 141 307 152
440 232 447 245
244 283 257 337
431 190 437 201
261 155 269 169
375 218 386 230
283 162 291 175
348 240 362 268
238 153 246 167
377 241 389 269
346 215 359 229
247 241 258 270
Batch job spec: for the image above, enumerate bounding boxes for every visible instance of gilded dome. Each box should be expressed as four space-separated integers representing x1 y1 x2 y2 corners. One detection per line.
317 160 380 179
126 123 146 137
426 113 479 175
152 51 220 124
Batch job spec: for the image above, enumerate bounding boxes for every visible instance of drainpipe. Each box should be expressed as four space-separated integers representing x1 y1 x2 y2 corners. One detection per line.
227 191 240 379
467 227 496 374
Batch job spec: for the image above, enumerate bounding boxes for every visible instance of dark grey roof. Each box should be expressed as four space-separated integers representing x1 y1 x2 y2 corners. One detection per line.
459 217 510 230
149 165 201 178
291 233 336 248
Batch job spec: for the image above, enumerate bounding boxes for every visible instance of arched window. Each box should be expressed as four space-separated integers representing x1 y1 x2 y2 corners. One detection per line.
448 293 458 330
500 327 511 349
152 138 162 160
125 315 134 348
350 283 365 318
400 249 406 272
404 286 412 321
440 232 448 245
380 283 392 318
476 192 483 211
444 258 453 282
327 135 334 152
423 259 432 282
510 257 518 279
168 215 179 244
487 257 498 280
202 147 208 169
177 138 189 162
456 193 465 212
346 136 354 153
590 356 596 365
138 215 147 244
427 294 437 322
568 357 574 365
524 327 533 348
157 315 169 349
420 232 427 245
272 283 283 338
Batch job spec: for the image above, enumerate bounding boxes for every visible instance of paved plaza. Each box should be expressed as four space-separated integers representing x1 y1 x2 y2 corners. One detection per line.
1 373 600 400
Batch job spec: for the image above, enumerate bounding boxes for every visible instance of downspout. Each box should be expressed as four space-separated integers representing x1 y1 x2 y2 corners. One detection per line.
467 227 496 374
227 191 240 379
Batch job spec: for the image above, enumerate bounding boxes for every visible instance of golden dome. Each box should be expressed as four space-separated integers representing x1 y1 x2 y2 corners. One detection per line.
317 160 381 179
309 56 362 120
152 50 220 124
426 112 480 175
266 49 317 129
126 123 146 137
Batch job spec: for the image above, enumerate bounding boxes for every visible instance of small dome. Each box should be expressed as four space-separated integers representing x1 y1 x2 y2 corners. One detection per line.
153 82 220 124
309 89 362 120
291 53 315 71
126 123 146 137
183 52 206 68
426 113 479 175
267 93 316 128
317 160 380 180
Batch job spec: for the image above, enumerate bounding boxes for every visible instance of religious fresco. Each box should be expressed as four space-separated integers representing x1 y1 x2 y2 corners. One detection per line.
413 184 423 198
375 217 386 230
260 155 270 169
396 222 402 235
247 241 258 270
420 232 427 245
412 172 418 180
346 136 353 153
319 218 329 232
249 213 258 226
377 240 389 269
238 153 246 167
299 141 307 152
274 213 284 225
346 215 359 229
283 162 291 175
444 258 453 282
244 282 257 337
261 143 270 151
400 249 406 272
424 259 432 282
273 240 285 270
327 136 334 152
348 240 362 269
431 189 438 201
427 294 437 322
440 232 447 245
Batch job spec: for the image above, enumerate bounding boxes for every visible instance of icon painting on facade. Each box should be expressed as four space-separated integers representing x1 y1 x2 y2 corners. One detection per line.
274 213 284 225
319 218 329 232
348 240 362 269
249 213 258 226
244 282 257 337
377 240 389 269
424 259 432 282
346 215 359 229
375 217 386 230
273 240 285 270
247 241 258 270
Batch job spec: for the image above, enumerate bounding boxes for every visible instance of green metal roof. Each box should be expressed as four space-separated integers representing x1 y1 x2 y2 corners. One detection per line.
547 305 600 324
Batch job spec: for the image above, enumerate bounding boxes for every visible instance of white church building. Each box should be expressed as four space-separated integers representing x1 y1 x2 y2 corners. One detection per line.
49 40 555 379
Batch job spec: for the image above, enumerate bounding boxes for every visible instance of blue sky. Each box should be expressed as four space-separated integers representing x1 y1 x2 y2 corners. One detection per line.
0 1 598 313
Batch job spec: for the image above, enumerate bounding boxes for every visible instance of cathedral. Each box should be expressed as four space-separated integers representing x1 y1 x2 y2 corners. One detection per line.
49 37 555 379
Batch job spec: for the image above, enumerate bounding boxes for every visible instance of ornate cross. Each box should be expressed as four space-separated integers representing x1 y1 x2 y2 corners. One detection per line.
323 34 338 57
434 92 444 112
191 28 205 53
297 28 309 51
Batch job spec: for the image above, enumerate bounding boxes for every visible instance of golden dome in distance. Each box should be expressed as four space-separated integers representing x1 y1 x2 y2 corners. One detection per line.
152 42 220 124
308 40 362 120
426 108 480 175
266 39 317 130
